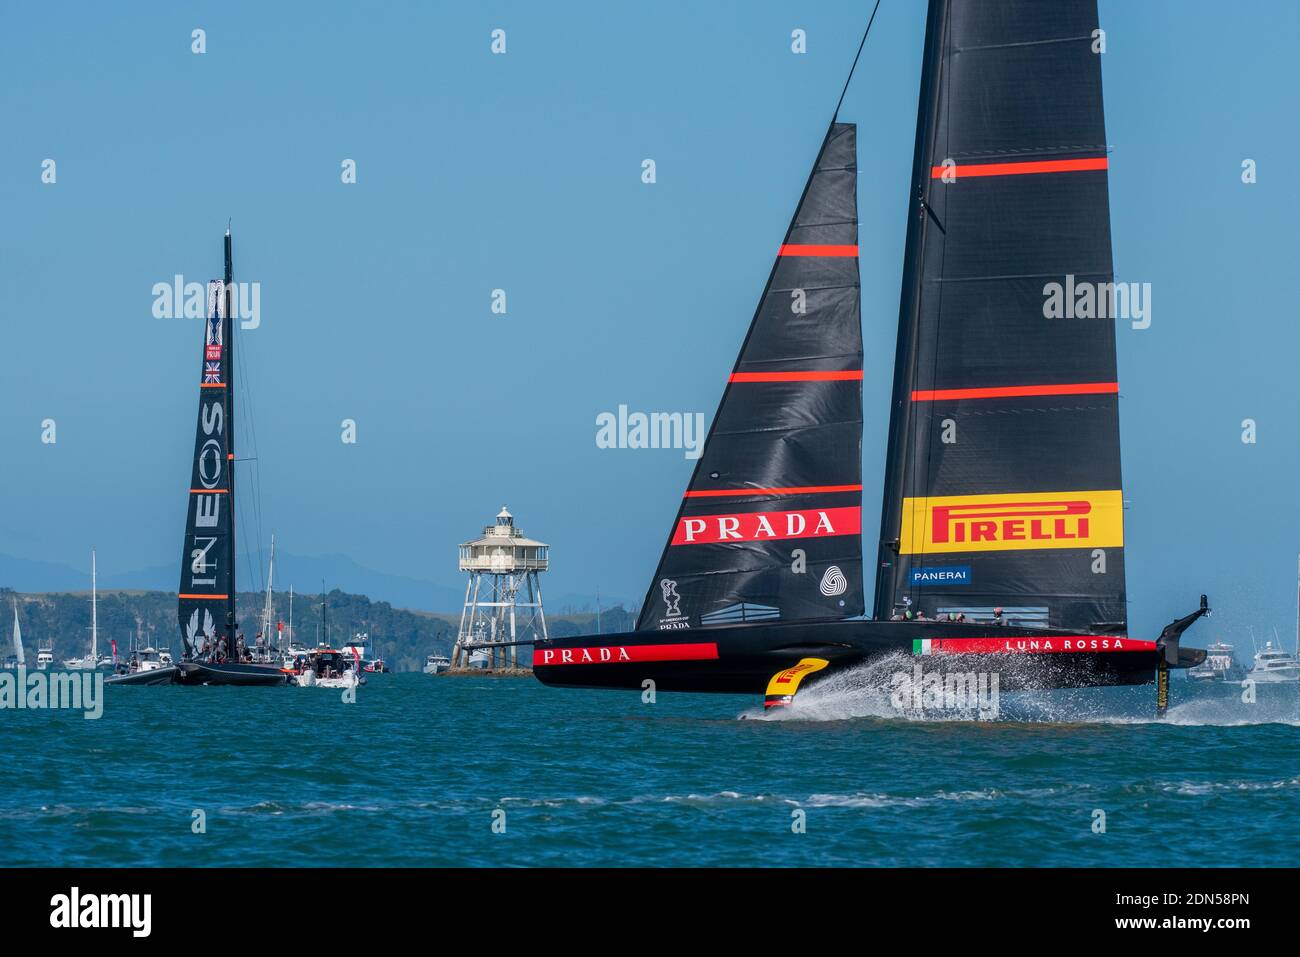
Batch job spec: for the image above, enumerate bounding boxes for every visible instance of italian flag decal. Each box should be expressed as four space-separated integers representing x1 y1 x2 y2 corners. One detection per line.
912 636 1154 655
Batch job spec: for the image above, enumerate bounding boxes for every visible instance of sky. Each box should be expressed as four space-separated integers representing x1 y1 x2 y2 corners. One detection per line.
2 1 1298 645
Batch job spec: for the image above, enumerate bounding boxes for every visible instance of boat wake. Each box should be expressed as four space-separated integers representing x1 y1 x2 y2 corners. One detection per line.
743 652 1300 726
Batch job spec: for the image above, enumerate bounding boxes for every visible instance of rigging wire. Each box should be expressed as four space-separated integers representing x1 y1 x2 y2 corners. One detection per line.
832 0 884 123
233 291 267 610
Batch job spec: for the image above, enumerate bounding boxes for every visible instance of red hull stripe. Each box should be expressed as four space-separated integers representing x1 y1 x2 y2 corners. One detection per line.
684 484 862 499
911 381 1119 401
730 370 863 383
930 157 1108 179
928 636 1155 655
535 643 719 666
777 244 858 257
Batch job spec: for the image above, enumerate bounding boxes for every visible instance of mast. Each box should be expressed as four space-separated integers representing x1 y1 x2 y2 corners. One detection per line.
262 534 276 647
224 227 237 652
91 547 98 661
289 585 294 648
1295 554 1299 656
873 0 947 619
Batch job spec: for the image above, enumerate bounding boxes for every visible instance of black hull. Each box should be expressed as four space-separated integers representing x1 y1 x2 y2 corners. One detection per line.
175 661 288 686
105 665 181 686
533 618 1203 696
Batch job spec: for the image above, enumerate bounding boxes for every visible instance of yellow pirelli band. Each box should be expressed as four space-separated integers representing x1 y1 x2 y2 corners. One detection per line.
899 489 1124 555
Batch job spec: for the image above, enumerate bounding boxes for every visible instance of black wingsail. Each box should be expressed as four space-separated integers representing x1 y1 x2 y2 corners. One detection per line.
178 236 236 656
635 123 864 632
875 0 1126 632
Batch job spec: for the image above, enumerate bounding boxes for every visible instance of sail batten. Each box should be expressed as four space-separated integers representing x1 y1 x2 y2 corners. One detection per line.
636 123 864 632
875 0 1126 632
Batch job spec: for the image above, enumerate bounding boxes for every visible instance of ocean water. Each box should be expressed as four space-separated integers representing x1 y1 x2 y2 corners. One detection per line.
1 670 1297 867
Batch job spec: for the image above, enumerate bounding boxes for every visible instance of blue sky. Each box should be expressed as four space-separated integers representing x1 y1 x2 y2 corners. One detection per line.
2 1 1298 645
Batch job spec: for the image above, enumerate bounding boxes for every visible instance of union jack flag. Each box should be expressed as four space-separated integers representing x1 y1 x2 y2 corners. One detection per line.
204 361 222 384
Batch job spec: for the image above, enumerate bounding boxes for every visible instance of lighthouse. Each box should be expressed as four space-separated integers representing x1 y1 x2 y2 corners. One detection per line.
452 506 550 671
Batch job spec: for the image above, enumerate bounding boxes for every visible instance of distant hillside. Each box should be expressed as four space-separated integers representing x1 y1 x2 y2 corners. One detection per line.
0 551 627 616
0 587 637 673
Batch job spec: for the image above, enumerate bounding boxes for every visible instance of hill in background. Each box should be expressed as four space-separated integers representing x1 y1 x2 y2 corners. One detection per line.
0 587 637 673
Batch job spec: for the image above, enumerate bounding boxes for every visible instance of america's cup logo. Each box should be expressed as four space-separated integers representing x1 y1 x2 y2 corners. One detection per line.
660 579 682 618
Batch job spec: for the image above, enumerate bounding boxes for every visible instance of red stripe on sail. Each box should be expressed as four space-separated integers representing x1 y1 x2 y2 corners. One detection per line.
930 157 1108 179
911 382 1119 401
777 244 858 257
179 594 228 600
684 484 863 499
534 643 719 666
730 370 863 383
927 637 1154 655
190 488 229 494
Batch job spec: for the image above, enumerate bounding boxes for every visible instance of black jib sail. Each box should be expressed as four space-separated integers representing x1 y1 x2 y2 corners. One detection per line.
874 0 1126 632
178 235 236 657
635 123 865 631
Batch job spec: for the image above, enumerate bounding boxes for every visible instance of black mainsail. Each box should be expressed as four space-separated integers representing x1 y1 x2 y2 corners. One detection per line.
634 123 864 631
179 235 235 658
875 0 1127 632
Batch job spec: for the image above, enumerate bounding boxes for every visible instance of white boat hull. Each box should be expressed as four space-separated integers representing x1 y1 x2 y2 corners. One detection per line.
295 671 360 689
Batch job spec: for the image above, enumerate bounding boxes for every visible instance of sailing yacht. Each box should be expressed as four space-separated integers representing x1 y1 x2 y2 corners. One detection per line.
3 598 24 670
64 549 105 670
173 230 287 687
534 0 1208 715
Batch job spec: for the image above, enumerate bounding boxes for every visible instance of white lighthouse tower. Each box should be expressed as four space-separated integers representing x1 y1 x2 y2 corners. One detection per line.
452 506 550 670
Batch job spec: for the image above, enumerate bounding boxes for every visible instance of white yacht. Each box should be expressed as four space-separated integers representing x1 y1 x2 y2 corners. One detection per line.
288 647 362 689
1187 641 1245 682
1246 640 1300 684
423 653 450 675
105 644 177 685
35 642 54 670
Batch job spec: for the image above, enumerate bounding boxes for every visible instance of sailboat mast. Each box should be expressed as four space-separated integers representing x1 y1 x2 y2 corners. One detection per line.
873 0 948 620
224 228 237 650
289 585 294 648
1294 554 1298 656
262 534 276 646
91 547 98 661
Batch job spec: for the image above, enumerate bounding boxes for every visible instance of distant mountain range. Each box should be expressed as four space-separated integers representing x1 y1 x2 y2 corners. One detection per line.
0 551 628 616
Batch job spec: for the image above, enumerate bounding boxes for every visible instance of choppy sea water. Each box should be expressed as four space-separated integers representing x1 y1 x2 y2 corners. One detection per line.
1 670 1297 867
